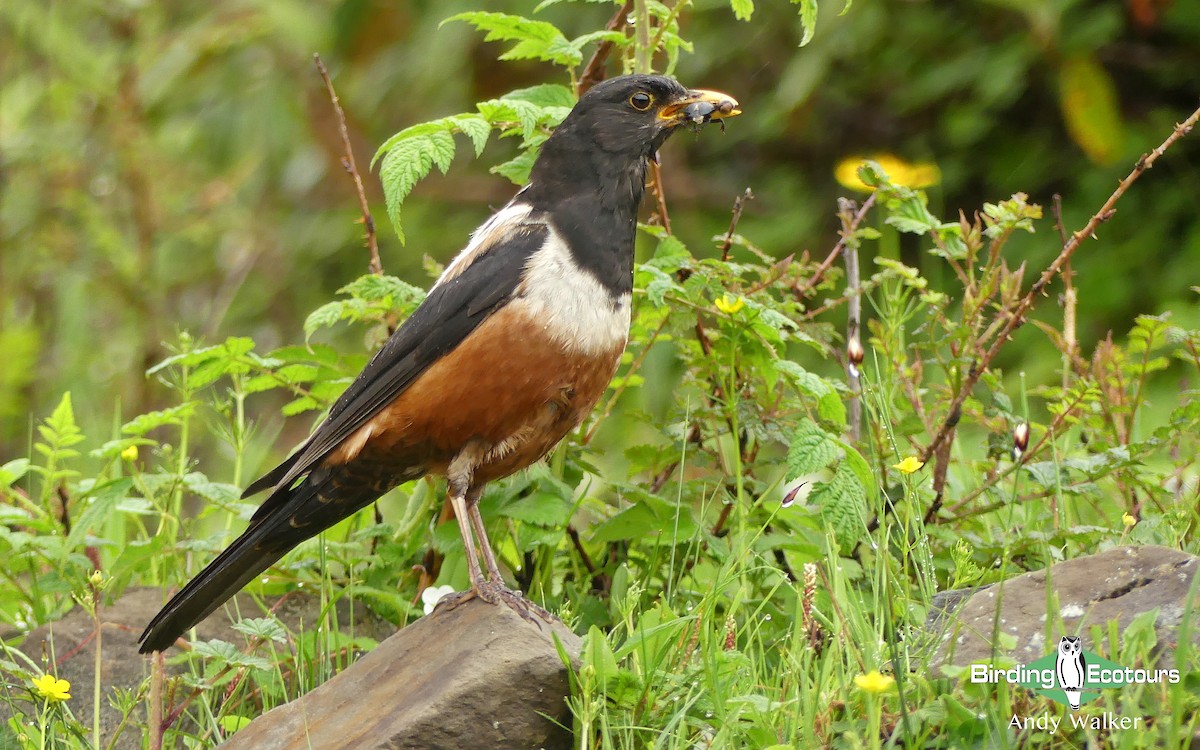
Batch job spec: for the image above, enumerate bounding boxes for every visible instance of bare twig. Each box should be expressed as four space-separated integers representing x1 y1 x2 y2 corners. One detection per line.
648 159 673 234
719 188 754 262
842 200 863 444
578 0 634 95
922 103 1200 463
797 192 876 297
314 53 382 276
1051 193 1080 385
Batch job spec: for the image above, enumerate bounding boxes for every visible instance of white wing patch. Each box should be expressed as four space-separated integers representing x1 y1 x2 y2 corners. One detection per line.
516 227 631 356
434 202 535 288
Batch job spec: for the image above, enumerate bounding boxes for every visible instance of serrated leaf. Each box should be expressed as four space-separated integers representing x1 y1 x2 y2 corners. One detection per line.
500 492 573 527
810 461 868 549
231 617 288 643
190 639 273 670
503 83 576 109
793 0 819 46
491 147 539 185
443 12 581 67
731 0 754 21
377 128 456 244
122 402 198 436
787 419 840 478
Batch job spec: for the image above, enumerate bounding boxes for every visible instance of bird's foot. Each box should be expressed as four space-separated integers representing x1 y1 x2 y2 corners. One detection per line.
432 589 477 613
475 580 555 627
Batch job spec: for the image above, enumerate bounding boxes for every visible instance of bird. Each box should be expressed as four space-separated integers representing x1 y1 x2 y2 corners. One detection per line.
139 74 740 653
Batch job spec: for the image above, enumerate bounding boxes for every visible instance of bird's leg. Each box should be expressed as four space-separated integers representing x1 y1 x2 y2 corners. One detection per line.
466 489 503 584
433 480 488 613
466 486 555 625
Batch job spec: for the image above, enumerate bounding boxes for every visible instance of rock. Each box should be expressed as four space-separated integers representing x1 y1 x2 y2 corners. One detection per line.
218 597 582 750
0 586 392 750
929 545 1200 672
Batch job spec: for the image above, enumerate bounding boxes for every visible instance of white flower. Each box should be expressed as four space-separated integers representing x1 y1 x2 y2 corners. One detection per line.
421 584 457 615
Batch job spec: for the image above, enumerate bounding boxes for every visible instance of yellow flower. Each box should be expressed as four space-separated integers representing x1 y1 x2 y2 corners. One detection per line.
120 444 138 462
715 293 745 314
835 154 941 193
32 674 71 702
893 456 924 474
854 670 895 694
1122 513 1137 529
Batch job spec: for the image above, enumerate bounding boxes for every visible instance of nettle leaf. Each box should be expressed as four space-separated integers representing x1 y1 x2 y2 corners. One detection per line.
794 0 819 46
372 114 489 244
122 402 198 436
190 639 273 670
787 419 840 478
443 12 581 67
810 461 868 549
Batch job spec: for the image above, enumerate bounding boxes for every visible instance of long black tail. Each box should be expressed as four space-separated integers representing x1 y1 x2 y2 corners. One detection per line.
138 468 373 653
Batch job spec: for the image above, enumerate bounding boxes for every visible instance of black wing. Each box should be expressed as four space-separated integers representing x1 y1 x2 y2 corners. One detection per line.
243 216 547 506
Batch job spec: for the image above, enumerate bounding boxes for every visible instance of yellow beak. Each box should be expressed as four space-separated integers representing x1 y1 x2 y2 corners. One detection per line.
658 89 742 125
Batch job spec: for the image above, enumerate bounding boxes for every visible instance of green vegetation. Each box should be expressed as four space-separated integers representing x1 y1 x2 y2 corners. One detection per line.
3 0 1199 747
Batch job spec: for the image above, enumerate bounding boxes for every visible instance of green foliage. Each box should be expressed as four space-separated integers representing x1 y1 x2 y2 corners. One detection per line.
3 0 1200 747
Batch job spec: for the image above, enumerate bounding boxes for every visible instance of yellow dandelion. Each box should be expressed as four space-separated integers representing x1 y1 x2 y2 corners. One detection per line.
854 670 895 694
835 154 941 193
715 293 745 314
1122 513 1137 529
893 456 924 474
32 674 71 702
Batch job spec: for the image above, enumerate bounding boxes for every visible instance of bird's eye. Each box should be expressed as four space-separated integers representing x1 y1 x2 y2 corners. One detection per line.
628 92 653 111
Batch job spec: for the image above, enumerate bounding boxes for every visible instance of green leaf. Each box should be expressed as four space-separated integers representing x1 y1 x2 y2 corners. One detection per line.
122 402 198 436
65 477 134 551
500 492 573 527
231 617 288 644
443 12 581 67
731 0 754 21
503 83 576 109
191 639 273 670
377 126 456 244
786 419 840 478
0 459 30 488
794 0 819 46
810 461 868 548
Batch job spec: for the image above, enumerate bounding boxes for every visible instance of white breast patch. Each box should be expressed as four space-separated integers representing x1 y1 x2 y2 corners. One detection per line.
516 227 631 356
434 202 534 288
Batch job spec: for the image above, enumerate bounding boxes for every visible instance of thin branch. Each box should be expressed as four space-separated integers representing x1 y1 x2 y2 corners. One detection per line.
843 200 863 444
578 0 634 95
648 159 673 234
797 192 876 297
314 53 382 276
922 103 1200 463
718 187 754 262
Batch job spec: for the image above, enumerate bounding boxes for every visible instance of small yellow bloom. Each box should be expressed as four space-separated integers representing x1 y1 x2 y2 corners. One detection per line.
715 293 745 315
854 670 895 694
835 154 941 193
32 674 71 702
88 569 107 588
893 456 924 474
1122 513 1137 529
121 445 138 462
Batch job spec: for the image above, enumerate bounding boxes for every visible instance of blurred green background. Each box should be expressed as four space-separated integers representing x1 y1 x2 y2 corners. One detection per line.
3 0 1199 465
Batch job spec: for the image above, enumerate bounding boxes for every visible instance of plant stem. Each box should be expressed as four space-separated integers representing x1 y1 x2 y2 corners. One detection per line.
633 0 651 73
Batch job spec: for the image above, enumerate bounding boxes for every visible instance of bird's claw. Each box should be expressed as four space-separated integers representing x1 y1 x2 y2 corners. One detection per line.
476 580 554 627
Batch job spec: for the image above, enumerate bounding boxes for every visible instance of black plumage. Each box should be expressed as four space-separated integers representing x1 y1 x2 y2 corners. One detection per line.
139 75 739 653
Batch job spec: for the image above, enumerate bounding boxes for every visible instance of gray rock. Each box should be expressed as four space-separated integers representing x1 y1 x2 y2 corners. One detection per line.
218 597 582 750
0 586 391 750
929 545 1200 672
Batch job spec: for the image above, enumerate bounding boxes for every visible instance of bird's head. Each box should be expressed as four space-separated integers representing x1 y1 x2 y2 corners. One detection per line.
550 74 741 164
527 75 740 203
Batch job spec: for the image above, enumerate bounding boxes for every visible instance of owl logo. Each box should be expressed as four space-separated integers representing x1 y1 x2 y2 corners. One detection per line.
1056 636 1087 710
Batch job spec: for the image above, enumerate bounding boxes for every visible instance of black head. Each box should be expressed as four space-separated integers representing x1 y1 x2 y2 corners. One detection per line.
553 75 739 161
525 75 739 207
